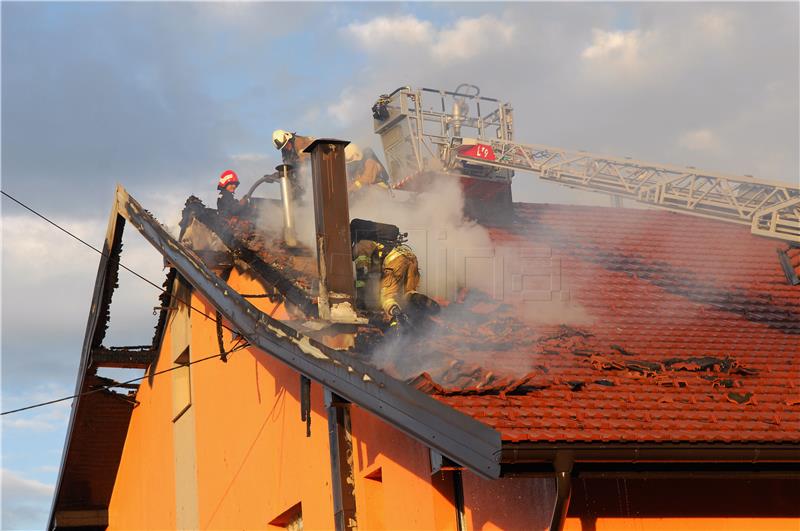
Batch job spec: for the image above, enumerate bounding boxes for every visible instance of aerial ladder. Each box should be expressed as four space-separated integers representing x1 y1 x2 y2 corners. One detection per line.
371 85 800 243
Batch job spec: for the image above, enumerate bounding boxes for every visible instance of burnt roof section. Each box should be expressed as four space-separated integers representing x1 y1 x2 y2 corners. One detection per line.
52 188 800 529
180 196 319 317
50 184 502 528
49 201 177 530
402 203 800 447
181 194 800 448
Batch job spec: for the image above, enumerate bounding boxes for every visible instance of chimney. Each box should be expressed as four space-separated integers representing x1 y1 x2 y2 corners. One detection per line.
276 164 298 247
304 139 362 323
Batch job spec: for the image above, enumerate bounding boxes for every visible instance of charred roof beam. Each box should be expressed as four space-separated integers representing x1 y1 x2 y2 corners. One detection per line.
115 185 502 479
91 346 156 369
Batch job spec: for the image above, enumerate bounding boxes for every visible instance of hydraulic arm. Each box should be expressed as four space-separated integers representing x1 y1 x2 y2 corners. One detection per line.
453 138 800 242
372 85 800 242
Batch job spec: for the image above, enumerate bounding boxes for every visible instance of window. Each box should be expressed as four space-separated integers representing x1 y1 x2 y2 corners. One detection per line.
269 502 303 531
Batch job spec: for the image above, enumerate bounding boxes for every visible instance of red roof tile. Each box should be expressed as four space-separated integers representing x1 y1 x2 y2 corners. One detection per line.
413 203 800 445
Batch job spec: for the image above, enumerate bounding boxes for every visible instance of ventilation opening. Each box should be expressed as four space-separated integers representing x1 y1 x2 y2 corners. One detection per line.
172 345 191 421
269 502 303 531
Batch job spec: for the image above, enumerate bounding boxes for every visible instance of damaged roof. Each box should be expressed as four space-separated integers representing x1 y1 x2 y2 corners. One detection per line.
185 196 799 445
405 203 800 444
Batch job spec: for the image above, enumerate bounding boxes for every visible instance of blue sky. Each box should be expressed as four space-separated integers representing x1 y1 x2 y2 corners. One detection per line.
2 2 798 529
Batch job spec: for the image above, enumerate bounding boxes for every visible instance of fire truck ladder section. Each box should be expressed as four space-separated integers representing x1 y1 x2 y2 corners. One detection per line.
455 139 800 243
372 86 800 243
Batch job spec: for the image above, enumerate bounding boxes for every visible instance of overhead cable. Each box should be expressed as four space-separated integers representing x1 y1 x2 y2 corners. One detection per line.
1 341 250 416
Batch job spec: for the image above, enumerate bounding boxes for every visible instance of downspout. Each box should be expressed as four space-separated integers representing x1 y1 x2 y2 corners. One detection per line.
452 470 467 531
549 452 573 531
325 389 358 531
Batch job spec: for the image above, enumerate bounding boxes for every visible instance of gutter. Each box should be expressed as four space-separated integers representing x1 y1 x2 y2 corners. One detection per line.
502 443 800 531
502 443 800 469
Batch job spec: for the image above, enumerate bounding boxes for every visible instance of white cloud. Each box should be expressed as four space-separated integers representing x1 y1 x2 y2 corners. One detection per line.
1 386 72 428
2 418 60 432
346 15 434 48
1 215 103 279
677 128 720 151
345 14 515 64
433 15 516 62
1 469 54 530
1 469 53 496
581 29 644 68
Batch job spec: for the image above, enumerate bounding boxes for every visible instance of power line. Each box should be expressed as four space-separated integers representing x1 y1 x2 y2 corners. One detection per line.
0 340 250 416
1 189 165 293
0 191 280 416
0 189 246 336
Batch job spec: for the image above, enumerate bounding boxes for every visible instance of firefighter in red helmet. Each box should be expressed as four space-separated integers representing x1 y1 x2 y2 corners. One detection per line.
216 170 249 219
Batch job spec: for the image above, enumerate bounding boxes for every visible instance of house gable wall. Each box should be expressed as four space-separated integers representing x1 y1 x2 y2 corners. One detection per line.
107 298 179 529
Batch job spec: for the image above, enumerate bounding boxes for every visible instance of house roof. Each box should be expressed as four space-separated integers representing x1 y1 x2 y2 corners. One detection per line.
406 203 800 445
52 190 800 527
182 196 800 446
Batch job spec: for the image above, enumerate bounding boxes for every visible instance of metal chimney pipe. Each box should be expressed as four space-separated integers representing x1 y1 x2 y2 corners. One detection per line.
303 139 361 323
276 164 298 247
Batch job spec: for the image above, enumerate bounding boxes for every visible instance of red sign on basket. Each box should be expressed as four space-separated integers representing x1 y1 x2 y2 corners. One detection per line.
460 143 496 161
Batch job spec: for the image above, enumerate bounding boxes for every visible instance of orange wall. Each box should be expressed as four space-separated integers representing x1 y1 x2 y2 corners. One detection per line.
107 269 800 531
462 473 553 530
349 404 459 530
189 268 335 530
107 315 178 530
564 518 800 531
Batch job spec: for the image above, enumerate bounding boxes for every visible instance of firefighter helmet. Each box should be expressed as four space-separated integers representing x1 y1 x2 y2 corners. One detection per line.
272 130 293 150
217 170 239 190
345 143 363 163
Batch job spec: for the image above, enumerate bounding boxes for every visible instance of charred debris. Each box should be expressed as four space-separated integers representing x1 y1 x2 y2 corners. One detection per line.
176 146 765 408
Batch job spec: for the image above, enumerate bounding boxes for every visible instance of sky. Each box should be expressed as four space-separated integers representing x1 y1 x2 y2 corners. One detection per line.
1 2 798 529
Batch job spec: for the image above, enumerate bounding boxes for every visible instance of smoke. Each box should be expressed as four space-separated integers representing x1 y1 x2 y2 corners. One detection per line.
349 176 493 300
252 168 594 383
253 162 318 250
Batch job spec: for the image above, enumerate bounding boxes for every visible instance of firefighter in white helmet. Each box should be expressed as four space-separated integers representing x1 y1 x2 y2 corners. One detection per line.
272 130 314 199
272 130 315 168
344 143 391 194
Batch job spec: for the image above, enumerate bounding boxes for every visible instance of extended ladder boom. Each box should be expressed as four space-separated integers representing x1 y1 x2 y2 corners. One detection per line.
454 139 800 242
371 85 800 242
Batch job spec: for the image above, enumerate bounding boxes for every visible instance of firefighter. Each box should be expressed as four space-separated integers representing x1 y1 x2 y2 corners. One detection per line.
352 238 420 328
344 143 391 194
272 129 314 168
272 130 314 199
216 170 250 219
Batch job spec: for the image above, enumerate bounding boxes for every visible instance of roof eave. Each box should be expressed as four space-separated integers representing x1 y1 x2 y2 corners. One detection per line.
500 441 800 475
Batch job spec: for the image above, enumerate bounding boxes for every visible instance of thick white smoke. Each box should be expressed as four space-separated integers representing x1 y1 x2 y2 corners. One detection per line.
253 162 317 250
348 176 493 300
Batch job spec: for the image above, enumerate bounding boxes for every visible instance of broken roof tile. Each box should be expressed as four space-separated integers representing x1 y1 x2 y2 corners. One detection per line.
412 204 799 445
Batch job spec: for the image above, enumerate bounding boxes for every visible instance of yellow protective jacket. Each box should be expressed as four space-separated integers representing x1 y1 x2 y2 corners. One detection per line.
353 240 419 316
347 151 390 192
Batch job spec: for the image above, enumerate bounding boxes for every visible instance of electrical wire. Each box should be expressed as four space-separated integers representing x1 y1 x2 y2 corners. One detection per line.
0 340 250 416
2 190 165 293
1 189 246 336
0 190 271 416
